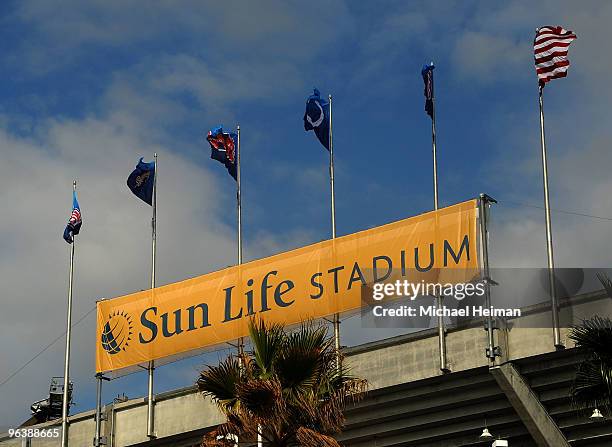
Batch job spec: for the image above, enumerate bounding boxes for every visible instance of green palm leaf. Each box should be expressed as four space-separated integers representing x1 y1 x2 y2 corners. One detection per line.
249 318 284 378
199 319 367 446
570 316 612 413
197 356 242 412
277 323 330 393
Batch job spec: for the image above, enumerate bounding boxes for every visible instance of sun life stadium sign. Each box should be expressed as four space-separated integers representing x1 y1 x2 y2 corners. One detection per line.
96 199 481 373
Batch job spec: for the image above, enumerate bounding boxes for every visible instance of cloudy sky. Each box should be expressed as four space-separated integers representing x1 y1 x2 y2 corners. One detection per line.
1 0 611 429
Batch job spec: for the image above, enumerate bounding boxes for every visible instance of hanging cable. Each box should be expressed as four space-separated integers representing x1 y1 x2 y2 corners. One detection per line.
0 305 97 390
500 199 612 222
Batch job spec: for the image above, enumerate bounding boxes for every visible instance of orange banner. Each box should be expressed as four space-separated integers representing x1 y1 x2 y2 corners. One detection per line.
96 200 480 373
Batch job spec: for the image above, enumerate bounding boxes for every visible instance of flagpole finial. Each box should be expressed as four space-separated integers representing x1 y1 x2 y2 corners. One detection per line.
73 180 77 190
237 124 240 131
154 152 157 158
328 94 332 101
430 61 434 66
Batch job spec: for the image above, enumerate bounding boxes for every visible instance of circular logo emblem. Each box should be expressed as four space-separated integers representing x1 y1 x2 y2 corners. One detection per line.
101 311 134 355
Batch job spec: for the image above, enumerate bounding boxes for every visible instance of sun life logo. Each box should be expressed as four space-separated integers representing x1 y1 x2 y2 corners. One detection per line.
101 310 134 355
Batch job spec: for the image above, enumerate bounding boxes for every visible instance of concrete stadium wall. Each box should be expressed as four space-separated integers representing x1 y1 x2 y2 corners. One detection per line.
0 290 609 446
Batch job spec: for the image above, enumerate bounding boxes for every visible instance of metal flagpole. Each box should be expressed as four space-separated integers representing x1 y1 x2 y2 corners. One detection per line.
94 374 102 447
146 153 158 438
479 194 499 361
538 85 563 349
94 373 110 446
429 65 449 373
237 125 243 266
236 125 244 357
430 67 439 210
328 94 341 368
235 125 254 447
61 180 77 447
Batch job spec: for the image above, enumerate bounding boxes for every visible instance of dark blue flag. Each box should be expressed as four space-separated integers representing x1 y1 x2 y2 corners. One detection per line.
63 191 82 244
127 158 155 205
421 63 435 118
304 88 330 150
207 126 238 181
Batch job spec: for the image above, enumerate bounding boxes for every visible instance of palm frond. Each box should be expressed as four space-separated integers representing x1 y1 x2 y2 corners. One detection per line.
296 426 341 447
597 272 612 299
237 377 286 419
199 319 368 446
569 316 612 360
571 359 612 413
248 318 285 377
570 317 612 413
277 322 332 396
197 356 242 412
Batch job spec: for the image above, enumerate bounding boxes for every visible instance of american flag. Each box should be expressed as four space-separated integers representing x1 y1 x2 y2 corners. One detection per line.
63 191 82 244
69 207 82 227
534 26 577 86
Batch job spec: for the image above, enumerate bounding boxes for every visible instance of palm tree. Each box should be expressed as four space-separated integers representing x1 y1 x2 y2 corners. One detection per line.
197 319 366 447
569 315 612 414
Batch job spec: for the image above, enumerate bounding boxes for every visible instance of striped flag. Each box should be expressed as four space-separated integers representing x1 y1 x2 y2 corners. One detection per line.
63 191 82 244
534 26 577 86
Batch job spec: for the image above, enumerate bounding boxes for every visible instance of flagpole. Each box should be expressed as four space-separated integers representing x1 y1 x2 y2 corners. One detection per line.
235 125 257 447
60 181 77 447
237 125 243 265
538 85 563 349
236 125 244 357
428 63 449 373
237 125 247 378
431 66 439 210
94 374 102 447
94 373 110 447
328 94 341 368
146 153 157 439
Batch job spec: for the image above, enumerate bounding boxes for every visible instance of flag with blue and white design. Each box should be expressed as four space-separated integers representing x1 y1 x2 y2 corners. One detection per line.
63 191 82 244
304 88 330 150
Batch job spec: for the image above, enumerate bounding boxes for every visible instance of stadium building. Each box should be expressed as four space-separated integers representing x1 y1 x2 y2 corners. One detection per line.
1 289 611 447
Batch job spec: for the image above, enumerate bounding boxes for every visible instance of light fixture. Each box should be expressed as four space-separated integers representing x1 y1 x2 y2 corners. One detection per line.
479 427 493 439
492 440 509 447
590 408 604 420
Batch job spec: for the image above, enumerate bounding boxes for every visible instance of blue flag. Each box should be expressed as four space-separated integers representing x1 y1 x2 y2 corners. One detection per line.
422 63 435 118
206 126 238 181
63 191 82 244
304 88 330 150
127 158 155 205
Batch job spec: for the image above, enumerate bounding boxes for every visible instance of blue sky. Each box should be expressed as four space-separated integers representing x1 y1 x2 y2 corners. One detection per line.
1 0 611 428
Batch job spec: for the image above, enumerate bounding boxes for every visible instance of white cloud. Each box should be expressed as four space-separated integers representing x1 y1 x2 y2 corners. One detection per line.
0 110 239 424
10 0 353 76
2 0 612 430
452 31 530 82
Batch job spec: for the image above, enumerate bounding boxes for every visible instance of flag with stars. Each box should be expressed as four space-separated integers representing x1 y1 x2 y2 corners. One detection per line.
63 190 82 244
